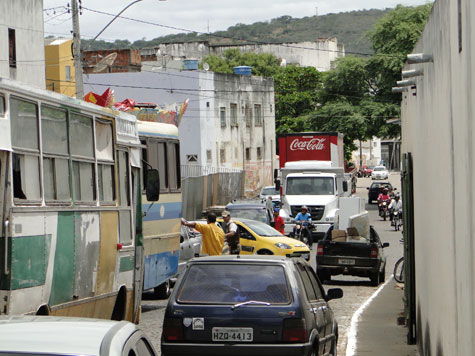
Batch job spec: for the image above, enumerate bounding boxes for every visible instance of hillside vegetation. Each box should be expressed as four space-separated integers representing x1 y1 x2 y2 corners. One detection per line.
81 8 391 54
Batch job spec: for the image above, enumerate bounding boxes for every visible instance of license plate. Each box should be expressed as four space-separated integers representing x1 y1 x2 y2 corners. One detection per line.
212 327 253 342
338 258 355 265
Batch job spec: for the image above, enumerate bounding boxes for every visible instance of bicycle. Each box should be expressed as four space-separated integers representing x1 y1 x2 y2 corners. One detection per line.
393 256 405 283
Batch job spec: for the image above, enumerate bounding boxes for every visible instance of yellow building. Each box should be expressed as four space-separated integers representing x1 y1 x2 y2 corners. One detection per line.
45 38 76 97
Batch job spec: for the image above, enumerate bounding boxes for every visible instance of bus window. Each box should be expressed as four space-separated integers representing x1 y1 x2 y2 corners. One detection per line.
147 140 168 191
167 141 180 190
96 120 115 203
41 105 70 202
10 97 40 201
118 150 132 245
0 94 5 117
70 113 95 202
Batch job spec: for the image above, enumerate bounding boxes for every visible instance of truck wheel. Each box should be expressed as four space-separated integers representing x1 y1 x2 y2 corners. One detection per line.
154 281 171 299
370 271 380 286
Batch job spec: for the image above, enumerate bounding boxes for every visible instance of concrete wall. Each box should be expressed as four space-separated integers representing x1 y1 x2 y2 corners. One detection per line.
0 0 45 88
401 0 475 354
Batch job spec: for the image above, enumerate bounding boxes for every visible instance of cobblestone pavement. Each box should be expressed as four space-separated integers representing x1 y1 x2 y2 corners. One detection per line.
139 173 403 356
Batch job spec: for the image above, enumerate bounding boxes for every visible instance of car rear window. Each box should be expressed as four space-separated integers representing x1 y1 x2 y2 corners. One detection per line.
230 209 268 223
177 263 290 304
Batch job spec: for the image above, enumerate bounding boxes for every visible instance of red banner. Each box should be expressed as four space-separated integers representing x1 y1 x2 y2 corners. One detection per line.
279 134 333 167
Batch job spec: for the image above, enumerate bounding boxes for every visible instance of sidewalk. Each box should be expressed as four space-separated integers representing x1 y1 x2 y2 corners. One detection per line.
353 278 419 356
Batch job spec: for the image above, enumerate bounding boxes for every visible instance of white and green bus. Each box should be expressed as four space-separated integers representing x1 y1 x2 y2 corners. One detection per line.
0 77 163 322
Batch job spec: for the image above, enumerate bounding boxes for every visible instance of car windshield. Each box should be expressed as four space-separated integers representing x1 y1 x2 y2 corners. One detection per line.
374 167 385 171
243 219 283 236
261 187 279 195
177 263 290 304
286 177 335 195
228 208 268 223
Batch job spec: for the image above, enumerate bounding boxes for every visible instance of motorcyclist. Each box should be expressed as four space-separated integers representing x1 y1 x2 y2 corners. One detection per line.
377 188 391 217
389 193 403 221
293 206 313 247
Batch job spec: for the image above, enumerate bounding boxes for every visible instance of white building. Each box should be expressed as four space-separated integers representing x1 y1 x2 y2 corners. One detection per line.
352 138 382 168
83 69 276 196
141 38 345 72
401 0 475 354
0 0 45 88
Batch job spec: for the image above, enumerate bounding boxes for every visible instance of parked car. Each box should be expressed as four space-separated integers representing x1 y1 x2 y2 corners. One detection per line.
179 225 202 274
217 218 311 261
0 316 158 356
316 226 389 286
367 181 394 204
161 255 343 356
225 201 271 225
371 165 389 180
259 185 281 205
364 165 374 177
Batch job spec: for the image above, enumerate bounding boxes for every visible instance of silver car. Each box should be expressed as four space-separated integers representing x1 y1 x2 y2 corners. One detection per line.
179 225 202 273
0 316 158 356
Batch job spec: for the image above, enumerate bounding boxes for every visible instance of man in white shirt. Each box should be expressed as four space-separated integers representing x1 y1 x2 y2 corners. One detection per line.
222 210 240 255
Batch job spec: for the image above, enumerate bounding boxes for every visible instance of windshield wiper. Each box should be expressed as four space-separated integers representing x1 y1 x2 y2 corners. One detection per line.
231 300 271 311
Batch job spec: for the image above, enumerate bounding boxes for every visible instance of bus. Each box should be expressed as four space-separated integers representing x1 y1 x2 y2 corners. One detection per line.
137 120 181 299
0 77 159 322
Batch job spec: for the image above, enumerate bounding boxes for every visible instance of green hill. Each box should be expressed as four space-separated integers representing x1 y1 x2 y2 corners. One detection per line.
81 8 392 55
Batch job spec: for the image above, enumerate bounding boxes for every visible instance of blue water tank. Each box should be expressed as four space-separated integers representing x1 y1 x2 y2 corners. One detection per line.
234 66 252 76
183 59 199 70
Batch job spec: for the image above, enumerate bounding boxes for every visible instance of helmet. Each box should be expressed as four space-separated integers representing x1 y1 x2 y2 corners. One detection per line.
395 193 400 199
274 208 280 213
301 205 308 211
383 188 389 193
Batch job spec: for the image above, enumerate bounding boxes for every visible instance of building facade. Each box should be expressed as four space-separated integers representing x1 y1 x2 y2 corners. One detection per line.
0 0 45 88
401 0 475 354
83 69 276 196
141 38 345 72
45 38 75 97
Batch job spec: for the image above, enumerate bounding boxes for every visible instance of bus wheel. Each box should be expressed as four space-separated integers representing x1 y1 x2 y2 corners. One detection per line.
154 281 171 299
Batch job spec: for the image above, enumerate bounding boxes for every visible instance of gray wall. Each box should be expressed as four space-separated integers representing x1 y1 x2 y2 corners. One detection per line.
0 0 46 88
401 0 475 354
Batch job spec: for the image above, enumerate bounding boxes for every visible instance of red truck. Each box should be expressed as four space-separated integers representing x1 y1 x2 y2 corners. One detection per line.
278 132 345 168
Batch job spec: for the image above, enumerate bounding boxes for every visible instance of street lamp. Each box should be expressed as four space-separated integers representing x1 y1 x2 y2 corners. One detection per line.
72 0 166 99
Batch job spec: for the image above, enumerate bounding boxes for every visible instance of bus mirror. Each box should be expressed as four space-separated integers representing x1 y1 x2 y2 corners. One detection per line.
146 169 160 202
275 179 281 191
343 181 348 192
274 168 279 179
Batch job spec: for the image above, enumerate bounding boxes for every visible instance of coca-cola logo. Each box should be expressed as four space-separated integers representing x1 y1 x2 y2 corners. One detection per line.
289 138 326 151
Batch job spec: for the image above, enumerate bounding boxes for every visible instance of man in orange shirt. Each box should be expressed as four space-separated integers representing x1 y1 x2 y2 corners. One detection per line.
181 213 224 256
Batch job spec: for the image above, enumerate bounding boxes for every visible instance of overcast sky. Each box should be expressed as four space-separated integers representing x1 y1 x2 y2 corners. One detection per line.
43 0 431 43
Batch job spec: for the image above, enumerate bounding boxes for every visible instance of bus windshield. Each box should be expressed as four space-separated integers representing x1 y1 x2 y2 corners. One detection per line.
286 177 335 195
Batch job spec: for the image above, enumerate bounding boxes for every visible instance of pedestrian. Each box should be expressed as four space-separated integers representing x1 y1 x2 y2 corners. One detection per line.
273 208 285 234
222 210 240 255
181 213 224 256
266 196 275 223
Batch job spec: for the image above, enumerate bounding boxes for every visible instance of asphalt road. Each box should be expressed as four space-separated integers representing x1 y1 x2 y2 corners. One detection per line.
139 173 404 355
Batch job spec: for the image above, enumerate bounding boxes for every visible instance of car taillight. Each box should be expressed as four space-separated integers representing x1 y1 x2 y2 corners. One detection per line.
317 245 324 256
370 247 378 258
283 318 307 343
162 317 184 342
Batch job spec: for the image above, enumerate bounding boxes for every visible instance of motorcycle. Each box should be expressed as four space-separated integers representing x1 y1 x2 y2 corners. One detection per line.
378 200 390 221
391 209 403 231
293 220 314 247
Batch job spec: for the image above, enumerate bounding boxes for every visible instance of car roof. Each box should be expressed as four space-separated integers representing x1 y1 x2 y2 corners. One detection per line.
0 316 138 356
217 217 268 226
370 181 392 187
187 254 294 264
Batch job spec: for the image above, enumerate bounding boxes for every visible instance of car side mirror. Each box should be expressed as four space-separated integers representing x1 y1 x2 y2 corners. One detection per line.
145 169 160 201
326 288 343 301
366 187 369 190
393 187 397 191
382 242 390 248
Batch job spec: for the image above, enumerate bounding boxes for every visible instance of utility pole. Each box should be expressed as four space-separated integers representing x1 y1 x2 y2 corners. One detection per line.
72 0 84 99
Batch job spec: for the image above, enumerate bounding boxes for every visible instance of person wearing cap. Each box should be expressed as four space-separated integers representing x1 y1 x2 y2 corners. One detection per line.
222 210 240 255
265 196 275 223
181 213 224 256
272 208 285 234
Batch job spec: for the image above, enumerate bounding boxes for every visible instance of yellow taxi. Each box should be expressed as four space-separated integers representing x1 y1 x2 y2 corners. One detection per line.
217 218 310 261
